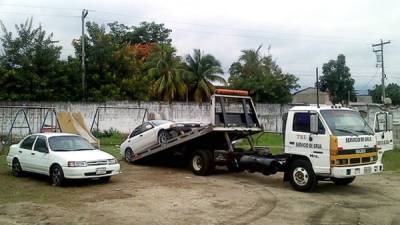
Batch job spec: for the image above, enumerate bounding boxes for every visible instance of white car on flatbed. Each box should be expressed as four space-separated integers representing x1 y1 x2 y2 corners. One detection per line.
6 133 120 186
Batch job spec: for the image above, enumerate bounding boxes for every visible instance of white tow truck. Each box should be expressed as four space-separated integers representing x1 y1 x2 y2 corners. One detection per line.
123 89 382 191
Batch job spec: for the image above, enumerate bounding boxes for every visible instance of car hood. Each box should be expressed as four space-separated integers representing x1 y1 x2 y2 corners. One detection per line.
51 149 115 161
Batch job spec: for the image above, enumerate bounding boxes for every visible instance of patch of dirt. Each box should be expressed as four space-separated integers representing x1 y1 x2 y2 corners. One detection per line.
1 162 400 225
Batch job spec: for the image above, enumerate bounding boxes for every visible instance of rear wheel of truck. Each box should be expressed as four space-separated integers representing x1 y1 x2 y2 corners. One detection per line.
289 159 317 192
191 150 214 176
332 177 356 185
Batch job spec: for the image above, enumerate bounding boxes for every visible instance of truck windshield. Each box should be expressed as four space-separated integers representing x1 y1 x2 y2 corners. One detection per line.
320 110 374 136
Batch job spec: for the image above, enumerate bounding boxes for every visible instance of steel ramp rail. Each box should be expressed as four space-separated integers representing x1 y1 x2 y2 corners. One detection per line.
131 125 214 162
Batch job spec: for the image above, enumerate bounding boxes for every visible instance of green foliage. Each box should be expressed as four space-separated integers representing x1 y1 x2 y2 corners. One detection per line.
0 18 71 101
320 54 356 104
147 44 187 102
228 45 299 103
93 127 121 138
184 49 226 102
369 83 400 105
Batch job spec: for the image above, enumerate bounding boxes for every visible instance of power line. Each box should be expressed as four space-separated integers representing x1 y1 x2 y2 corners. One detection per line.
0 11 80 18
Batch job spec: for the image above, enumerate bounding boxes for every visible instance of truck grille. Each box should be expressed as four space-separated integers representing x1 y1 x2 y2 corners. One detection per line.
87 160 108 166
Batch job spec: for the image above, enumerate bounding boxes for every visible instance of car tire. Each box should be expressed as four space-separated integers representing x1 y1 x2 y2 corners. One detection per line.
289 159 317 192
158 130 171 145
12 158 24 177
190 150 214 176
332 177 356 185
99 176 111 183
125 148 134 163
51 165 65 187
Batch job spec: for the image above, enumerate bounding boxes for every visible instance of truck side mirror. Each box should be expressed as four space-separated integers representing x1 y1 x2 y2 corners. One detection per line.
387 114 393 131
310 114 319 134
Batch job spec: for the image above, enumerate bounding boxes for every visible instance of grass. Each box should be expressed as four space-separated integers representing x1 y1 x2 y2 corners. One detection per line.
382 149 400 171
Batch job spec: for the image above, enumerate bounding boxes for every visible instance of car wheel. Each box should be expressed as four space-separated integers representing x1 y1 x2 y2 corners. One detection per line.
332 177 356 185
125 148 134 163
289 159 317 192
190 150 214 176
158 130 171 145
99 176 111 183
12 159 23 177
51 165 65 187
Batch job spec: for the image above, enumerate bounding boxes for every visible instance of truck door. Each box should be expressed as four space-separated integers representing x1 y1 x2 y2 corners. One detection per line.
285 111 331 174
374 112 394 162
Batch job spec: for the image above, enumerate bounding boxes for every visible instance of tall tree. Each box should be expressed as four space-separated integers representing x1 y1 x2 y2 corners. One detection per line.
320 54 356 104
369 83 400 105
147 44 187 102
228 45 299 103
184 49 226 102
0 18 65 101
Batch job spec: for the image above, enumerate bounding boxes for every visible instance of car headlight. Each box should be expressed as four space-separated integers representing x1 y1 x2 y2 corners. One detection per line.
107 159 118 165
68 161 87 167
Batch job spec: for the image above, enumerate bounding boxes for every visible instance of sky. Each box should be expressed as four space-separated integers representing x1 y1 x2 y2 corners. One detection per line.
1 0 400 93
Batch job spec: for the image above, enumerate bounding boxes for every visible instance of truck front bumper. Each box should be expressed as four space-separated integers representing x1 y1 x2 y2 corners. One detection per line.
331 163 383 178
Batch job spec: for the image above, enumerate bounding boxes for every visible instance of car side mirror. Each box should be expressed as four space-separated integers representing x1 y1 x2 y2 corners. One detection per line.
145 124 152 129
387 114 393 131
310 114 319 134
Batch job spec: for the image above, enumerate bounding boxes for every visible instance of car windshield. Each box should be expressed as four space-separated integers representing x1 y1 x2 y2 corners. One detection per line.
320 110 374 136
151 120 170 126
48 136 94 151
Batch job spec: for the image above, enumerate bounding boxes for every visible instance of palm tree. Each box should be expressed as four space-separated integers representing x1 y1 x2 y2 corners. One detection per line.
184 49 226 102
148 44 187 103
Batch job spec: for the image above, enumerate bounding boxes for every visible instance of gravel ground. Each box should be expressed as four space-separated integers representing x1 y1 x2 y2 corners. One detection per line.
0 161 399 225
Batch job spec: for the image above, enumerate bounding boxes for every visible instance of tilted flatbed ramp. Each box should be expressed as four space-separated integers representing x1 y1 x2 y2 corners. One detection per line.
131 125 215 162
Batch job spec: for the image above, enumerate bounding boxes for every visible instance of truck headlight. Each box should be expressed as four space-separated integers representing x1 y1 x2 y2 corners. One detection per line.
68 161 87 167
107 159 118 165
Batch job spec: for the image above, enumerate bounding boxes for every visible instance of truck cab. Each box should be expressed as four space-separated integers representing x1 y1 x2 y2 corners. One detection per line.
373 111 394 162
283 105 383 191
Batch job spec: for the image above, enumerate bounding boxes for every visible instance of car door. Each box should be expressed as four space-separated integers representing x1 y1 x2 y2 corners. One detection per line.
136 122 156 149
32 135 50 175
374 112 394 162
128 123 151 152
18 135 37 172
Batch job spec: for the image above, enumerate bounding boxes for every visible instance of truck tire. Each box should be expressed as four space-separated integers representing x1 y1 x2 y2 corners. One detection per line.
191 150 214 176
289 159 317 192
332 177 356 185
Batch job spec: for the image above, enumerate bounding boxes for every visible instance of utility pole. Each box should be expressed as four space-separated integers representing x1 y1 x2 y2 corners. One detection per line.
372 39 390 103
316 67 320 108
81 9 89 101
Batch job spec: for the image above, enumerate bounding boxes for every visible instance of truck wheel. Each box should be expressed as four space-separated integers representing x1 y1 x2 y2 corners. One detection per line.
332 177 356 185
289 159 317 192
51 165 65 187
191 150 214 176
12 158 24 177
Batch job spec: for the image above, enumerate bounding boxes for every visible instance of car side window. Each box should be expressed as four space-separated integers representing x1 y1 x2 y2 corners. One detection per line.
129 125 142 138
140 122 153 133
20 135 37 150
34 136 48 153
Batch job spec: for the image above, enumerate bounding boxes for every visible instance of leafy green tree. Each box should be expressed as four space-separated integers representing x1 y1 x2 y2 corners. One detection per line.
369 83 400 105
228 45 299 103
184 49 226 102
320 54 356 104
0 18 65 101
108 21 172 46
147 44 187 102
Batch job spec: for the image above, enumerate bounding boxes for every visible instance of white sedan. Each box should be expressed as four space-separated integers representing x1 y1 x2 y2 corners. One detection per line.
120 120 201 162
6 133 120 186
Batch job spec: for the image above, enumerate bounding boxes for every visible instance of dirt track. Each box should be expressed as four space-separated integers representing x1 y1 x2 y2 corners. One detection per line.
1 162 400 225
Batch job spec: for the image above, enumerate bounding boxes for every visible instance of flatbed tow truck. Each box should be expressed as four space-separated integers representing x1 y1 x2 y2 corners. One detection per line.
124 89 383 191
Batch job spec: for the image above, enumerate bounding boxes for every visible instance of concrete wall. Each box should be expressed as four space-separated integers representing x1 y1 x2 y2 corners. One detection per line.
1 101 399 146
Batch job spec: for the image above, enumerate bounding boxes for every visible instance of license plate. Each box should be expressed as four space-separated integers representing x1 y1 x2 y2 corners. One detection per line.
364 167 371 174
96 167 106 175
